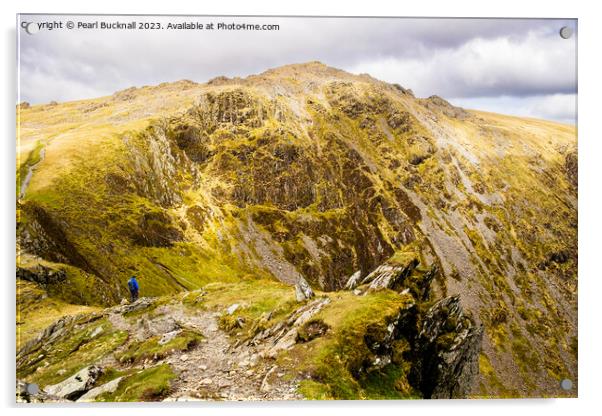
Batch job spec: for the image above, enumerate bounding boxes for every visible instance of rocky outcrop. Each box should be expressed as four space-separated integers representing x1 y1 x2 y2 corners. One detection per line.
362 258 419 292
422 95 469 119
357 257 439 300
19 202 100 277
108 296 156 315
248 297 331 357
355 259 481 399
124 125 187 208
191 88 269 130
294 277 315 302
16 265 66 286
171 124 212 163
17 312 103 370
359 294 482 399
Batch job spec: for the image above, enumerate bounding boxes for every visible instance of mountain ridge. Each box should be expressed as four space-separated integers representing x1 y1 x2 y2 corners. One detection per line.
17 61 577 400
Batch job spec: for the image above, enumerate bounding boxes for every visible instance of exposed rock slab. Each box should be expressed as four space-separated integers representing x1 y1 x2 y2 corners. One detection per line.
361 258 419 291
77 376 123 402
43 365 102 400
344 270 362 290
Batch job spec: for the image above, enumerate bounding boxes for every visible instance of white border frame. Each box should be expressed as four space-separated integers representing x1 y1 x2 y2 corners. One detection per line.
3 1 600 415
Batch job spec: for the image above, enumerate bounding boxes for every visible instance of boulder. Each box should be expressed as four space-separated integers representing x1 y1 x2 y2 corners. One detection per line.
110 296 155 315
43 365 102 400
226 303 240 315
294 277 314 302
159 329 182 345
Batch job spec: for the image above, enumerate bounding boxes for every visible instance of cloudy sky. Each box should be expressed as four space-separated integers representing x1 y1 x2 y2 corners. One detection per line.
18 15 577 123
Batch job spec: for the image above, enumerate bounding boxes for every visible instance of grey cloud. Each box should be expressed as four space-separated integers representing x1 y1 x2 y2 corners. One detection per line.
349 30 577 98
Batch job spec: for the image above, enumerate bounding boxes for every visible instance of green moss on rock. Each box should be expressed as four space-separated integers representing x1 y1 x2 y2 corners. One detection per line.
97 364 176 402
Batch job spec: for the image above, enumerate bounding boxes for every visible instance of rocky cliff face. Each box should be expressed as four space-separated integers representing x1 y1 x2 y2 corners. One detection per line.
16 62 577 399
410 296 483 399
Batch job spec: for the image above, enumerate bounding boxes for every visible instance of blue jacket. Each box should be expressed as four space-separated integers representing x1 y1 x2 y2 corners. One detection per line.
128 276 139 293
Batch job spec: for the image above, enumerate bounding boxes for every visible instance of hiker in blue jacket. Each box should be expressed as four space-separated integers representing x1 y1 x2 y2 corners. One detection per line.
127 275 139 302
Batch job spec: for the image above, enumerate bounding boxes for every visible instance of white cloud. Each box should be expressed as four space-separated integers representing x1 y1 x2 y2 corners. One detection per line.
449 94 577 124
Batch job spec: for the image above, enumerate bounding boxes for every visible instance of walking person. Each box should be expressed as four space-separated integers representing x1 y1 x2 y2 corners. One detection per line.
127 275 139 302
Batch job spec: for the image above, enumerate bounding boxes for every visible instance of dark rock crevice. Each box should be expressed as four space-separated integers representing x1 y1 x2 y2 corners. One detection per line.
408 295 484 399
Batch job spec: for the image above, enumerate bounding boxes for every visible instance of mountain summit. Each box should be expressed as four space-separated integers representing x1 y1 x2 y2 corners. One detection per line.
16 62 577 400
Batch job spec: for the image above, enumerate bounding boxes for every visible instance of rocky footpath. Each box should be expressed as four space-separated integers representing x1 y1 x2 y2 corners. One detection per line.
17 257 482 402
16 295 303 402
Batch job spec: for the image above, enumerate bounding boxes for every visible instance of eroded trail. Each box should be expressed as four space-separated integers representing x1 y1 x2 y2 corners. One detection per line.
17 295 311 403
147 304 300 401
18 147 45 201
